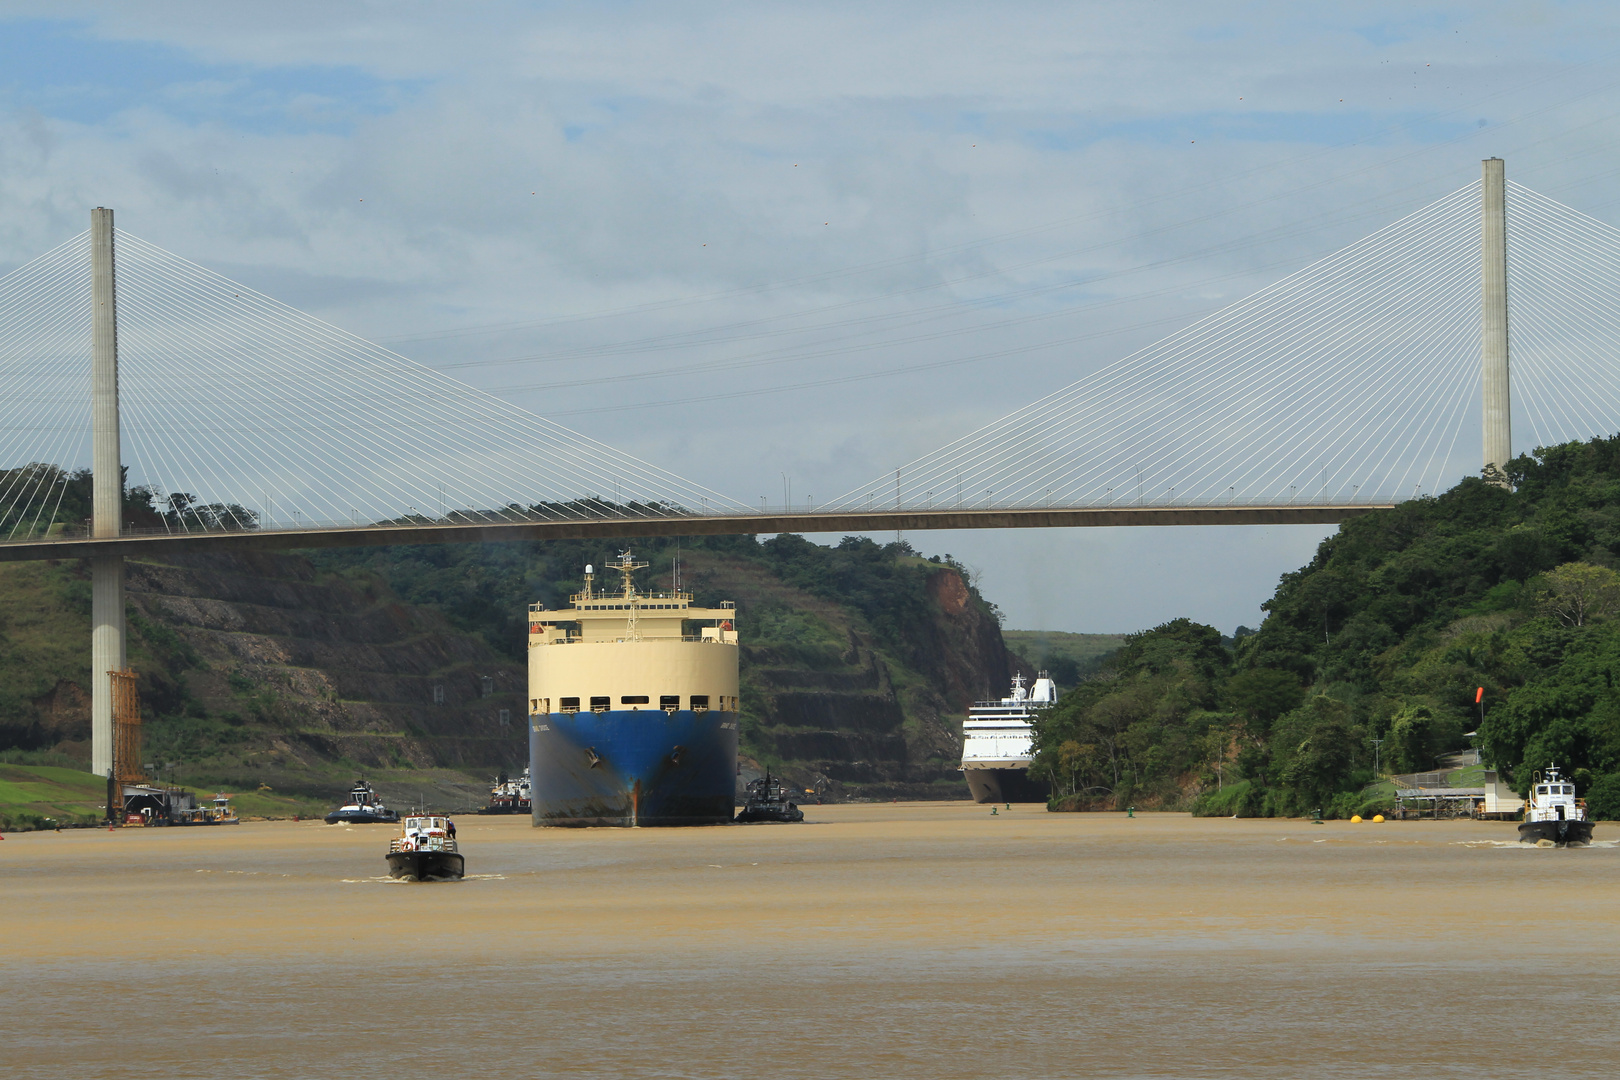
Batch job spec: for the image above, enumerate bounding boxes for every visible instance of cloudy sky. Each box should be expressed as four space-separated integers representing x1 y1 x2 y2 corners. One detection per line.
2 2 1618 633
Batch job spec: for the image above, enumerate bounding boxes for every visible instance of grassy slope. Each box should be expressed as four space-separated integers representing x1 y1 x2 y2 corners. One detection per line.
0 763 331 829
1003 630 1127 683
0 764 104 818
0 562 91 714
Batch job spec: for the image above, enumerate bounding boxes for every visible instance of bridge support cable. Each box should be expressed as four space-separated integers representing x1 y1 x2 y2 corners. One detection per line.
0 233 92 538
838 172 1620 515
0 227 749 544
1500 181 1620 454
832 183 1487 512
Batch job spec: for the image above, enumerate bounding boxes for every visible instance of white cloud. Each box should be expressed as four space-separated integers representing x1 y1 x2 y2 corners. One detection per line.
3 3 1619 631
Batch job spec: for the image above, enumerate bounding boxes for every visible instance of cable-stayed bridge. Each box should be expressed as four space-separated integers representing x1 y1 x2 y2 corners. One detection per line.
5 159 1620 774
7 162 1620 563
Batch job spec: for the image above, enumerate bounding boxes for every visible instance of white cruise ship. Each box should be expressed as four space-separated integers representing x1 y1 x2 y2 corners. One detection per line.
960 672 1056 803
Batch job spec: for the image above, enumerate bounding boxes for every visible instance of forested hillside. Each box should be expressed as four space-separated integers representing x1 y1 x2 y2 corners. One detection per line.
1032 435 1620 819
0 526 1017 803
316 533 1021 797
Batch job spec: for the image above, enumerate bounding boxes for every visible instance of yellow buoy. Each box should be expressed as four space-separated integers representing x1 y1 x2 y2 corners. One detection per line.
1372 814 1385 823
1350 815 1362 823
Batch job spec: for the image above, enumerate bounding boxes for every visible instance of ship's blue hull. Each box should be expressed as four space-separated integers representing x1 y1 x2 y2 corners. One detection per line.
529 708 738 826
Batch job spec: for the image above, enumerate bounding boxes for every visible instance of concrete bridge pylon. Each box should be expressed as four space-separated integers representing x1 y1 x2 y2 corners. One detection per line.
89 207 124 779
1481 158 1511 478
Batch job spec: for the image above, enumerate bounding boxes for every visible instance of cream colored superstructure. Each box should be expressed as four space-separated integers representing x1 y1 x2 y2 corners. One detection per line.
527 555 739 717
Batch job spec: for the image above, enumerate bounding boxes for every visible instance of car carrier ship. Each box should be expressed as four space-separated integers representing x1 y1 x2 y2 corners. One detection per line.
527 552 739 826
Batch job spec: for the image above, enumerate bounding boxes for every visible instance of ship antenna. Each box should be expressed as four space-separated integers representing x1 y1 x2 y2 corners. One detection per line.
615 550 650 641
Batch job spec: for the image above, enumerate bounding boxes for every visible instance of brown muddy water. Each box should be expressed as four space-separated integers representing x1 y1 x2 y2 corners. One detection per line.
2 804 1616 1079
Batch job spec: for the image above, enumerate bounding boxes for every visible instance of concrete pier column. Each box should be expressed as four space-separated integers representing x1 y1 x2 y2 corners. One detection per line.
90 207 124 778
1481 158 1511 478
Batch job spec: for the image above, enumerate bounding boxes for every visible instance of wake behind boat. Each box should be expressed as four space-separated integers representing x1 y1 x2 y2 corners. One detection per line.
324 779 400 825
1517 764 1594 846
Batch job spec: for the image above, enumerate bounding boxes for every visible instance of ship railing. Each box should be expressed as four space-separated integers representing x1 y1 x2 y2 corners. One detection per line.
540 634 733 644
567 589 694 605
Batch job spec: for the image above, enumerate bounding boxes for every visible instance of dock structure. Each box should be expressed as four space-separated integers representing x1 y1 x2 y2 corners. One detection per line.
1392 785 1485 820
1391 768 1525 820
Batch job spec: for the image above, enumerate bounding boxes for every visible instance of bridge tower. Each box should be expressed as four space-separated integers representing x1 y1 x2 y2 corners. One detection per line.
1481 158 1511 477
89 207 125 778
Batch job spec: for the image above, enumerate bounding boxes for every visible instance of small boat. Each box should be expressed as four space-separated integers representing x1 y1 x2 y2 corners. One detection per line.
477 767 533 815
386 815 465 880
206 793 239 824
735 771 804 823
324 779 400 825
1518 764 1595 846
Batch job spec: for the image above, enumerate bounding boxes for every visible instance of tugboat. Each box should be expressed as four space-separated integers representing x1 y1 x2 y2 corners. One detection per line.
324 779 400 825
735 771 804 823
1518 764 1595 846
386 814 464 880
206 793 240 824
477 767 533 815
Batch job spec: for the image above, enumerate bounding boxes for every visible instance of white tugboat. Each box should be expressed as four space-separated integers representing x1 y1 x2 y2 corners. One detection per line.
386 814 465 880
478 766 533 815
324 779 400 825
1517 764 1594 846
960 672 1057 803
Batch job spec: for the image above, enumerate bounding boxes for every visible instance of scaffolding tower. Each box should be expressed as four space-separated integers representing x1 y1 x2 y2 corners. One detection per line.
107 669 143 823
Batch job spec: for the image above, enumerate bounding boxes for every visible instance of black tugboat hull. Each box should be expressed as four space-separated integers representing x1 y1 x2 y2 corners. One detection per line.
325 809 400 825
1518 820 1595 845
386 851 465 880
735 804 804 823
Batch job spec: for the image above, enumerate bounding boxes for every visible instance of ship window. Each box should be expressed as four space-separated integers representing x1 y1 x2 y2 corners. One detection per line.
590 696 611 709
1537 786 1547 794
560 697 580 712
660 695 680 709
621 695 650 705
691 694 710 710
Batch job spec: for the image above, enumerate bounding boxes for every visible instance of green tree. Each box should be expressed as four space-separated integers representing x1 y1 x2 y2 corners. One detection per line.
1537 562 1620 627
1385 704 1441 773
1270 696 1360 813
1585 773 1620 821
1221 668 1303 733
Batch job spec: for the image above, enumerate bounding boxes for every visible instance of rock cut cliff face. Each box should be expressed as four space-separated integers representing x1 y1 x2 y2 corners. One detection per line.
123 551 528 777
680 551 1026 799
3 537 1026 802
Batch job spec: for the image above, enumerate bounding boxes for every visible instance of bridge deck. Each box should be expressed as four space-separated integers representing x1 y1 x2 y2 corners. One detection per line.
0 505 1389 561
